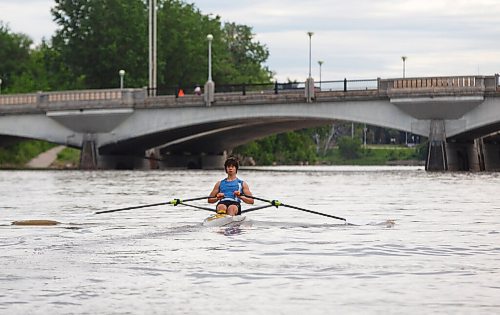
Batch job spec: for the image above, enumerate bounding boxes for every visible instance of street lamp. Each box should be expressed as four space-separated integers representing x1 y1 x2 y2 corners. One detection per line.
401 56 407 78
305 32 315 103
318 60 324 90
205 34 215 106
119 70 125 89
307 32 314 78
207 34 213 82
149 0 157 95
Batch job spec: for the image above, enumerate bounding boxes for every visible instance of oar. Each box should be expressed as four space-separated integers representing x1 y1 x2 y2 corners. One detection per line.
240 204 275 214
242 194 346 222
95 196 213 214
178 202 216 213
95 201 169 214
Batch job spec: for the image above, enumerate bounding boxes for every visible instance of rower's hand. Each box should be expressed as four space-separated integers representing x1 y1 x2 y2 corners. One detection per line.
234 191 241 197
216 193 224 199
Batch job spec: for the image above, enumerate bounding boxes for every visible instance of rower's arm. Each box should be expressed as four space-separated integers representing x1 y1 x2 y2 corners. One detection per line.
208 181 221 204
239 182 254 204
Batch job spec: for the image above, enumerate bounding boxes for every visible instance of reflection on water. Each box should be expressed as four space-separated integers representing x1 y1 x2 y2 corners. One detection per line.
1 167 499 314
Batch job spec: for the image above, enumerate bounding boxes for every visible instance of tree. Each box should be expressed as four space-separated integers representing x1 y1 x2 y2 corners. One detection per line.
337 136 362 159
9 41 85 93
233 130 317 165
0 23 32 93
222 22 272 83
50 0 272 90
52 0 148 88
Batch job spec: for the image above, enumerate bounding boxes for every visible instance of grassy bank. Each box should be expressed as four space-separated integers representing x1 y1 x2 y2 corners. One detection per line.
320 145 425 165
1 140 425 169
0 140 57 168
0 141 80 169
52 147 81 169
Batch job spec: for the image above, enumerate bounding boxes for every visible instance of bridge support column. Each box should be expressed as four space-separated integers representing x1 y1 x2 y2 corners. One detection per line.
204 80 215 106
426 120 447 171
482 141 500 171
445 141 481 171
305 77 315 103
80 140 97 170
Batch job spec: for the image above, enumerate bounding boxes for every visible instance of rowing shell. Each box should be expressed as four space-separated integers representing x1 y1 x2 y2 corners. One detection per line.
202 214 247 227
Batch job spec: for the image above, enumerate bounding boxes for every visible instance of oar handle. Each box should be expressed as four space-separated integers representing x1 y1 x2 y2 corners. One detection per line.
241 194 281 207
169 196 215 206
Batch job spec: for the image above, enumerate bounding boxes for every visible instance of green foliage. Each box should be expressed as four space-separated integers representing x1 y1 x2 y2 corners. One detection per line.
321 145 423 165
413 141 429 160
52 0 148 88
52 147 80 168
337 136 362 159
0 23 32 93
9 41 86 93
57 147 80 162
0 140 56 166
48 0 272 90
233 130 317 165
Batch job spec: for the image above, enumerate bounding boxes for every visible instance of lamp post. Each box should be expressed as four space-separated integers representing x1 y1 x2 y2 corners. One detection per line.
401 56 407 78
305 32 315 102
307 32 314 78
205 34 215 106
119 70 125 89
148 0 157 95
318 60 324 90
207 34 213 82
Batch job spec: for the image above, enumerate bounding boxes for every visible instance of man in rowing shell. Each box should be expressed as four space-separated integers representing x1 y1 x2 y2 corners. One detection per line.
208 157 254 216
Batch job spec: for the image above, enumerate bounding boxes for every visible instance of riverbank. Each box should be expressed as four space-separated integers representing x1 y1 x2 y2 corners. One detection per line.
0 141 425 169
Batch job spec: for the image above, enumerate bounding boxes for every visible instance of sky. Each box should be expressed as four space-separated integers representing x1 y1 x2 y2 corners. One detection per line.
1 0 500 82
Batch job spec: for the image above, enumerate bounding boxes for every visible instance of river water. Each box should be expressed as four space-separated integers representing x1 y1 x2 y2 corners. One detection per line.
1 166 499 314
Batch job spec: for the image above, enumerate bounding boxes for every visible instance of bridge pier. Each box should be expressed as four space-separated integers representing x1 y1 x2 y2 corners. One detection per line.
426 120 448 171
482 141 500 171
80 140 97 170
445 141 482 171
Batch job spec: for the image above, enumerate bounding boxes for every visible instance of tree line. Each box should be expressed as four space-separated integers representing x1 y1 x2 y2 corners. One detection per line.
0 0 272 94
0 0 424 166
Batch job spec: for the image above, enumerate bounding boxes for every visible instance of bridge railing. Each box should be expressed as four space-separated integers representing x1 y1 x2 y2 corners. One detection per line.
380 75 499 93
316 79 379 92
1 75 498 111
0 93 38 106
45 89 123 102
391 76 479 89
147 79 380 98
0 88 146 112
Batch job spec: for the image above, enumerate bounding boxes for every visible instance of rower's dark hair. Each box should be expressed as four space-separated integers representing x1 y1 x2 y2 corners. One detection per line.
224 156 239 171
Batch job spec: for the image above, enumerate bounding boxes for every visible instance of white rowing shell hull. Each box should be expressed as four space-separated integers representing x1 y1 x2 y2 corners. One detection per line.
202 214 247 227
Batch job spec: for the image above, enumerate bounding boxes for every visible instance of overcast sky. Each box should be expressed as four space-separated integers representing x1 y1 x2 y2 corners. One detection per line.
1 0 499 81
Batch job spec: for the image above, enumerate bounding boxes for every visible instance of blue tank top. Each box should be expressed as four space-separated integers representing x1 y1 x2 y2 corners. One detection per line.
219 178 243 202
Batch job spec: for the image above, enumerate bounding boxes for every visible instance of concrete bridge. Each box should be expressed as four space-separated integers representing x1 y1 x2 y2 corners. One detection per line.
0 75 499 171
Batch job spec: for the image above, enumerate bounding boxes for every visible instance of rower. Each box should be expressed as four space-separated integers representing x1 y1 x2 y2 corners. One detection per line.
208 157 254 216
